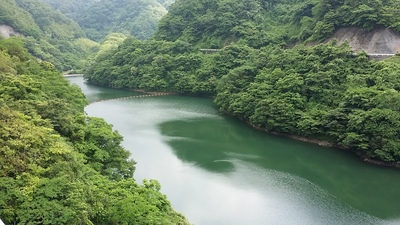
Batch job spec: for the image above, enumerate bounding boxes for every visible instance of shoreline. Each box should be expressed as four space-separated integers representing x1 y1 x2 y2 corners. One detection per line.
82 80 400 169
234 114 400 169
126 88 176 96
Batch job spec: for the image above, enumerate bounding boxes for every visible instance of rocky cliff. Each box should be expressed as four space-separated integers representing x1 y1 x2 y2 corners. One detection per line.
0 25 21 38
329 27 400 54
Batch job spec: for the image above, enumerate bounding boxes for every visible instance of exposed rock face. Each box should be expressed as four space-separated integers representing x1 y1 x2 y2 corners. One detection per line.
328 27 400 54
0 25 21 38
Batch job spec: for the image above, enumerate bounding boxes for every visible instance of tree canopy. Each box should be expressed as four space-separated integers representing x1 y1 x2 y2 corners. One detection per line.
0 0 99 71
40 0 101 20
73 0 169 41
0 38 190 225
154 0 400 47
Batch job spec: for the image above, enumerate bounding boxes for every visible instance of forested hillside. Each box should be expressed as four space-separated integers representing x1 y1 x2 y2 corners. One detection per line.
155 0 400 47
0 38 189 224
70 0 170 41
42 0 174 19
215 43 400 164
85 0 400 166
40 0 100 20
0 0 98 71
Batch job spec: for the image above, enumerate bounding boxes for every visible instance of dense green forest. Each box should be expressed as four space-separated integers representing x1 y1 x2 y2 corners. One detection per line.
0 0 98 71
42 0 174 20
0 38 189 224
85 0 400 166
40 0 101 20
63 0 171 41
155 0 400 47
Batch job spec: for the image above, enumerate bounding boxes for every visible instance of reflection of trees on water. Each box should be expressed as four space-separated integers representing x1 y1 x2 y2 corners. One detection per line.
158 118 400 219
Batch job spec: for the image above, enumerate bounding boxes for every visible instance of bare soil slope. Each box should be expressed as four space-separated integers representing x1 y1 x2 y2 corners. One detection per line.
328 27 400 54
0 25 21 38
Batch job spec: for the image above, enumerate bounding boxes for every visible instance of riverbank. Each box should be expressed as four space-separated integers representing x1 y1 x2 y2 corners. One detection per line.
83 80 400 169
276 131 400 169
233 114 400 169
127 88 176 96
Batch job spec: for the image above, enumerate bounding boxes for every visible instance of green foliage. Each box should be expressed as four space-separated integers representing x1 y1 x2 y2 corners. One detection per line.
0 0 97 71
91 179 188 225
40 0 100 20
214 42 400 163
95 33 128 61
154 0 400 46
0 38 189 224
75 117 136 180
85 37 254 95
0 0 41 38
155 0 273 48
75 0 168 41
301 0 400 40
16 0 84 40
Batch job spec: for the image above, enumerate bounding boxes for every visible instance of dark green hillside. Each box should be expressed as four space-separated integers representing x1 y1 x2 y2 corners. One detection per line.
15 0 84 40
42 0 174 20
0 38 189 225
0 0 98 71
85 37 254 95
0 0 41 38
41 0 100 20
155 0 273 48
155 0 400 47
76 0 169 41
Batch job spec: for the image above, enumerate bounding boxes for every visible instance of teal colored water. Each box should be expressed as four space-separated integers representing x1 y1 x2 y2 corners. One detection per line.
69 77 400 225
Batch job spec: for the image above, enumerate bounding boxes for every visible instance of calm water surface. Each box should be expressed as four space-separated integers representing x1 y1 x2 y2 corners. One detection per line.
69 77 400 225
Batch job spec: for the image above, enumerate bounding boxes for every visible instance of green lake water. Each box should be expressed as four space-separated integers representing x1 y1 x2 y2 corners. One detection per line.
69 76 400 225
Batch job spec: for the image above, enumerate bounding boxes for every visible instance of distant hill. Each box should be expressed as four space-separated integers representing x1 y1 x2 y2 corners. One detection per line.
0 0 176 70
77 0 170 41
42 0 174 18
40 0 100 20
0 0 98 71
0 0 84 39
54 0 173 41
